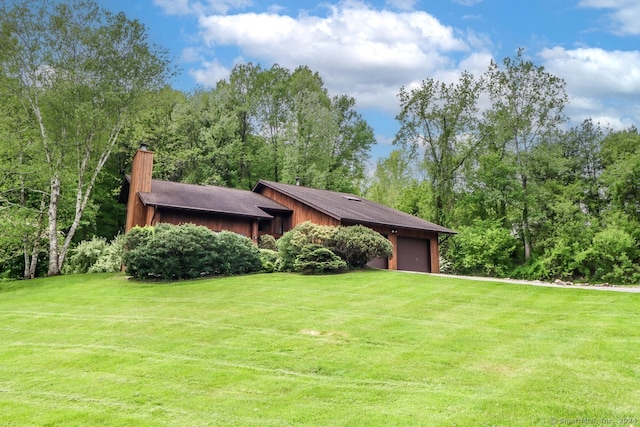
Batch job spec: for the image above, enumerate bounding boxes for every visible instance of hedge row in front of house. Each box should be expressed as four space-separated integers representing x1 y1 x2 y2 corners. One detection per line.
120 221 393 280
122 223 261 280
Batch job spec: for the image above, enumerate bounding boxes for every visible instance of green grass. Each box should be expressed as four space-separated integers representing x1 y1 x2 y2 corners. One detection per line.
0 271 639 426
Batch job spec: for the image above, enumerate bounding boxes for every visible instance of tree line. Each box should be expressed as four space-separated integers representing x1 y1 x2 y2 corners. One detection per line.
1 0 638 283
368 49 640 284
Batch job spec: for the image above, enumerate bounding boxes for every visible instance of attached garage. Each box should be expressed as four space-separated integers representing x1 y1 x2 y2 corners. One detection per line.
397 237 431 273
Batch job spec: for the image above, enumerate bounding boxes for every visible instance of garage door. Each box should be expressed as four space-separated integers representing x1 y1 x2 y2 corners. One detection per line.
397 237 430 273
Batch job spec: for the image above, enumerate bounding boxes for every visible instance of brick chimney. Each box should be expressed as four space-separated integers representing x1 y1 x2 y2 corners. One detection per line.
125 144 154 232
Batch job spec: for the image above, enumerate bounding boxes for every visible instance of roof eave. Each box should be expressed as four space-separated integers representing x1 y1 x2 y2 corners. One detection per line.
139 199 275 221
340 217 457 234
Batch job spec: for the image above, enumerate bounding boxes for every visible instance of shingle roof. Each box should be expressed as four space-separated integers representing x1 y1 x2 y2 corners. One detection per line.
130 178 291 219
253 180 456 234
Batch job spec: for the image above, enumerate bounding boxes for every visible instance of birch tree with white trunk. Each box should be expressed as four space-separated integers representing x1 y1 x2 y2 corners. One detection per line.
0 0 172 276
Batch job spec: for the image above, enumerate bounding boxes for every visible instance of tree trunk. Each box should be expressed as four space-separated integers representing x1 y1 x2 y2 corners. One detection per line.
23 239 30 279
521 174 531 260
47 175 61 276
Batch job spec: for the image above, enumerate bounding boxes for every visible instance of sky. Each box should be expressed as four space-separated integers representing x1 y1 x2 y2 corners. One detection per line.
97 0 640 160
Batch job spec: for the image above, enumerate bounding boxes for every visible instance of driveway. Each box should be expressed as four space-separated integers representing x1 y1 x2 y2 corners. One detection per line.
425 273 640 293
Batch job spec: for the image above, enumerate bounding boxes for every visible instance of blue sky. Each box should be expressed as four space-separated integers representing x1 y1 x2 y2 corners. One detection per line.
98 0 640 161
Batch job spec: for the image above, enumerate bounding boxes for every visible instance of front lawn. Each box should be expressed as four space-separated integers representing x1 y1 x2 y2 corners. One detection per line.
0 271 638 426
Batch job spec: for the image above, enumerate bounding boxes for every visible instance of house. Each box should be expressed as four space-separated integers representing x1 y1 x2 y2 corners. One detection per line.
119 146 456 273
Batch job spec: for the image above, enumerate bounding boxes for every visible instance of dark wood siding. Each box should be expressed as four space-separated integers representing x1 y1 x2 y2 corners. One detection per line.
156 208 256 240
258 187 340 228
367 256 389 269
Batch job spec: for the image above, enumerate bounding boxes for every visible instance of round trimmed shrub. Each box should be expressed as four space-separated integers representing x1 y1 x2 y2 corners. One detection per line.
327 225 393 269
277 222 338 271
258 234 277 251
293 244 347 274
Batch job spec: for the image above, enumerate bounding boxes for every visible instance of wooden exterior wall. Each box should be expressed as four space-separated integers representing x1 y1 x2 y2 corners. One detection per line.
156 209 259 243
125 148 154 233
258 187 341 228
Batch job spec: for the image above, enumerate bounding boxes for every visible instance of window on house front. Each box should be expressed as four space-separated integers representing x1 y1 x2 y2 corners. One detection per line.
274 215 283 235
258 220 271 233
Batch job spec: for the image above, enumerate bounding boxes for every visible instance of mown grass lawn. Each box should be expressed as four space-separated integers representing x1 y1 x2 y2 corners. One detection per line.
0 271 638 426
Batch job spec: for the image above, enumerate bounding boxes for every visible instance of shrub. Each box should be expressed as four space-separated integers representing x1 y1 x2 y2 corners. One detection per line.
213 231 262 275
89 234 125 273
122 223 261 280
63 237 107 274
577 226 640 284
277 222 338 271
258 234 277 251
327 225 393 269
447 218 516 277
293 244 347 274
259 249 278 273
62 234 125 275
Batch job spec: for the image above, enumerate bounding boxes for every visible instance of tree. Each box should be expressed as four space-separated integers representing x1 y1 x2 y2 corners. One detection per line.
253 64 291 183
366 150 415 207
483 49 568 259
150 64 374 193
600 127 640 220
323 94 374 192
0 66 49 278
395 71 482 227
0 0 172 276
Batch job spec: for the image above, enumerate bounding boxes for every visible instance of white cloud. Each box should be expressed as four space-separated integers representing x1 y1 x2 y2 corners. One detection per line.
578 0 640 35
540 47 640 97
192 2 481 109
153 0 192 16
539 47 640 129
451 0 483 6
189 59 231 86
181 47 202 63
385 0 417 11
153 0 252 16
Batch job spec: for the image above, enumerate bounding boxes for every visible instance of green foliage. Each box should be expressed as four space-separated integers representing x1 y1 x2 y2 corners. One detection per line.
62 234 125 275
366 150 414 207
215 231 262 276
89 234 125 273
149 63 373 192
258 234 278 251
258 249 278 273
293 244 347 274
0 0 173 276
122 223 261 280
63 237 107 275
446 218 516 277
395 180 435 221
276 221 338 271
395 71 481 227
277 222 392 273
580 226 640 284
327 225 393 269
